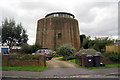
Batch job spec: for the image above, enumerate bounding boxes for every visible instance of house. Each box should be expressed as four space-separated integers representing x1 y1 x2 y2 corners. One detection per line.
0 46 9 54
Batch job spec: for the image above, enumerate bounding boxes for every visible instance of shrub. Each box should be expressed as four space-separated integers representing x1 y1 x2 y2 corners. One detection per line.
10 53 21 59
10 54 39 60
102 52 120 61
21 43 41 54
56 44 76 60
21 45 31 54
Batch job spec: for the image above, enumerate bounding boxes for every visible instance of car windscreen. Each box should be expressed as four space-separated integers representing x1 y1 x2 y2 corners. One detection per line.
48 50 53 53
36 50 41 53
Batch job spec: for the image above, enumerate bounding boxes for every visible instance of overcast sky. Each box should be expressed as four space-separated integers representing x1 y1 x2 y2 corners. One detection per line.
0 0 119 45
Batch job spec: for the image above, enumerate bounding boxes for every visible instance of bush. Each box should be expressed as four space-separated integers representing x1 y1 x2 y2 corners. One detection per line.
56 44 76 60
10 53 21 59
10 54 39 60
21 43 41 54
102 52 120 61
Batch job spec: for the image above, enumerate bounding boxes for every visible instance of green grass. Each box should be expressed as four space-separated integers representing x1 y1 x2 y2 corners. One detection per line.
59 57 66 60
68 59 76 64
60 66 72 68
52 56 62 58
2 66 47 72
60 58 120 70
77 64 120 70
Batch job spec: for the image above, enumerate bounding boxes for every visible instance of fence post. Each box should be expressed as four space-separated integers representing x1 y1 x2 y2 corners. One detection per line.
39 55 46 67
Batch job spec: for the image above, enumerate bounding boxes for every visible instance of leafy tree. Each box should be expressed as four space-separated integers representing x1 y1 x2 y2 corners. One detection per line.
2 18 28 48
56 44 76 60
92 37 114 52
80 34 86 47
82 38 89 49
80 34 114 52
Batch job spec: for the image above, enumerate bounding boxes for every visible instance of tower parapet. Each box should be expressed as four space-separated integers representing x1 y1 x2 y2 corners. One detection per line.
45 12 75 18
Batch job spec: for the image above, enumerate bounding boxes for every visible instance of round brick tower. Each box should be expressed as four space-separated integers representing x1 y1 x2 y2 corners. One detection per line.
36 12 80 51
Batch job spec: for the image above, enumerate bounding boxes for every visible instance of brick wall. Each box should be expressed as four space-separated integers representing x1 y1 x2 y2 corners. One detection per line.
2 54 46 67
101 57 118 64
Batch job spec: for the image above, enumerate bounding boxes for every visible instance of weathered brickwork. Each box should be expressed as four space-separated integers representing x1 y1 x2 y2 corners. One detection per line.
36 13 81 51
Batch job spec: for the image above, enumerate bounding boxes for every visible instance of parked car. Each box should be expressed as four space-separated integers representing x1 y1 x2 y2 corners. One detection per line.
33 49 54 60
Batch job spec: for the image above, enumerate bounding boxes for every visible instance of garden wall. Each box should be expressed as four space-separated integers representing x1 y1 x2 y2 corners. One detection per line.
101 57 118 64
2 54 46 67
106 45 120 53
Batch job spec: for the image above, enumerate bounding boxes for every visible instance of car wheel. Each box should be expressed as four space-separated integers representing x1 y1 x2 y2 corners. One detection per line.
48 57 52 60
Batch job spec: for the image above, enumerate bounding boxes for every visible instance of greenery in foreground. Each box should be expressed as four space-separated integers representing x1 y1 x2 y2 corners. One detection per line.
59 58 120 69
77 64 120 70
56 44 76 60
2 66 47 72
101 51 120 61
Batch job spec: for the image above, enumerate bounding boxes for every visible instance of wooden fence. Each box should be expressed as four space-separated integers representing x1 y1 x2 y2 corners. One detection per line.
106 45 120 53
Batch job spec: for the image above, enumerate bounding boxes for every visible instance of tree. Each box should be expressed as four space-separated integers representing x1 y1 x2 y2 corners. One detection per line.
82 38 89 49
92 37 114 52
2 18 28 48
80 34 86 47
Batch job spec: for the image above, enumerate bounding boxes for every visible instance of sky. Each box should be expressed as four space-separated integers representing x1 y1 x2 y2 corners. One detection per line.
0 0 119 45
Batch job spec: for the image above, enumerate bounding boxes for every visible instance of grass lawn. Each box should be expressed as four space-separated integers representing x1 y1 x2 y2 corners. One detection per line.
2 66 47 72
2 62 48 72
60 66 72 68
52 56 62 58
59 58 120 69
77 64 120 70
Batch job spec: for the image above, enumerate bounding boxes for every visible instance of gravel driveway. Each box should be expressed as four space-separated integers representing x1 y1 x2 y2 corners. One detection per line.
47 58 76 68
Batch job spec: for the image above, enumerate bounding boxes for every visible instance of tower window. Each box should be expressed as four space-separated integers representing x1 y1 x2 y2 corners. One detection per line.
58 33 62 39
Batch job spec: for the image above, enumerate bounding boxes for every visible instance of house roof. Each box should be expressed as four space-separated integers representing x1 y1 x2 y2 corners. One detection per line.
114 40 120 46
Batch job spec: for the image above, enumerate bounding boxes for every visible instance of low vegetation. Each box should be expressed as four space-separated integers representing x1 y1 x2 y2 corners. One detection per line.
101 52 120 61
77 64 120 70
59 57 120 69
80 34 115 52
2 66 47 72
21 43 41 54
56 44 76 60
9 54 39 60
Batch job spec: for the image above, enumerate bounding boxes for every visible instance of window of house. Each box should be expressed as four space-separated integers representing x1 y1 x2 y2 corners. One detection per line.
58 33 62 39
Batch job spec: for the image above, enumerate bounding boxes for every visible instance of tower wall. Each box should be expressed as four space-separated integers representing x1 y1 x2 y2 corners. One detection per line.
36 17 80 51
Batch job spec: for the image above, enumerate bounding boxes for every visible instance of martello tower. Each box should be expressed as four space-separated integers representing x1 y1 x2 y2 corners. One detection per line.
36 12 80 51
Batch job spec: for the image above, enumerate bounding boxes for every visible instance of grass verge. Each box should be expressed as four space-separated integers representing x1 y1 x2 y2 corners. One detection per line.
52 56 62 58
60 58 120 70
2 66 47 72
60 66 72 68
77 64 120 70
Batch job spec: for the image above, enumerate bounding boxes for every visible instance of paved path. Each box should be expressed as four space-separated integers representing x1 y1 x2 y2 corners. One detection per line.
47 58 76 68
